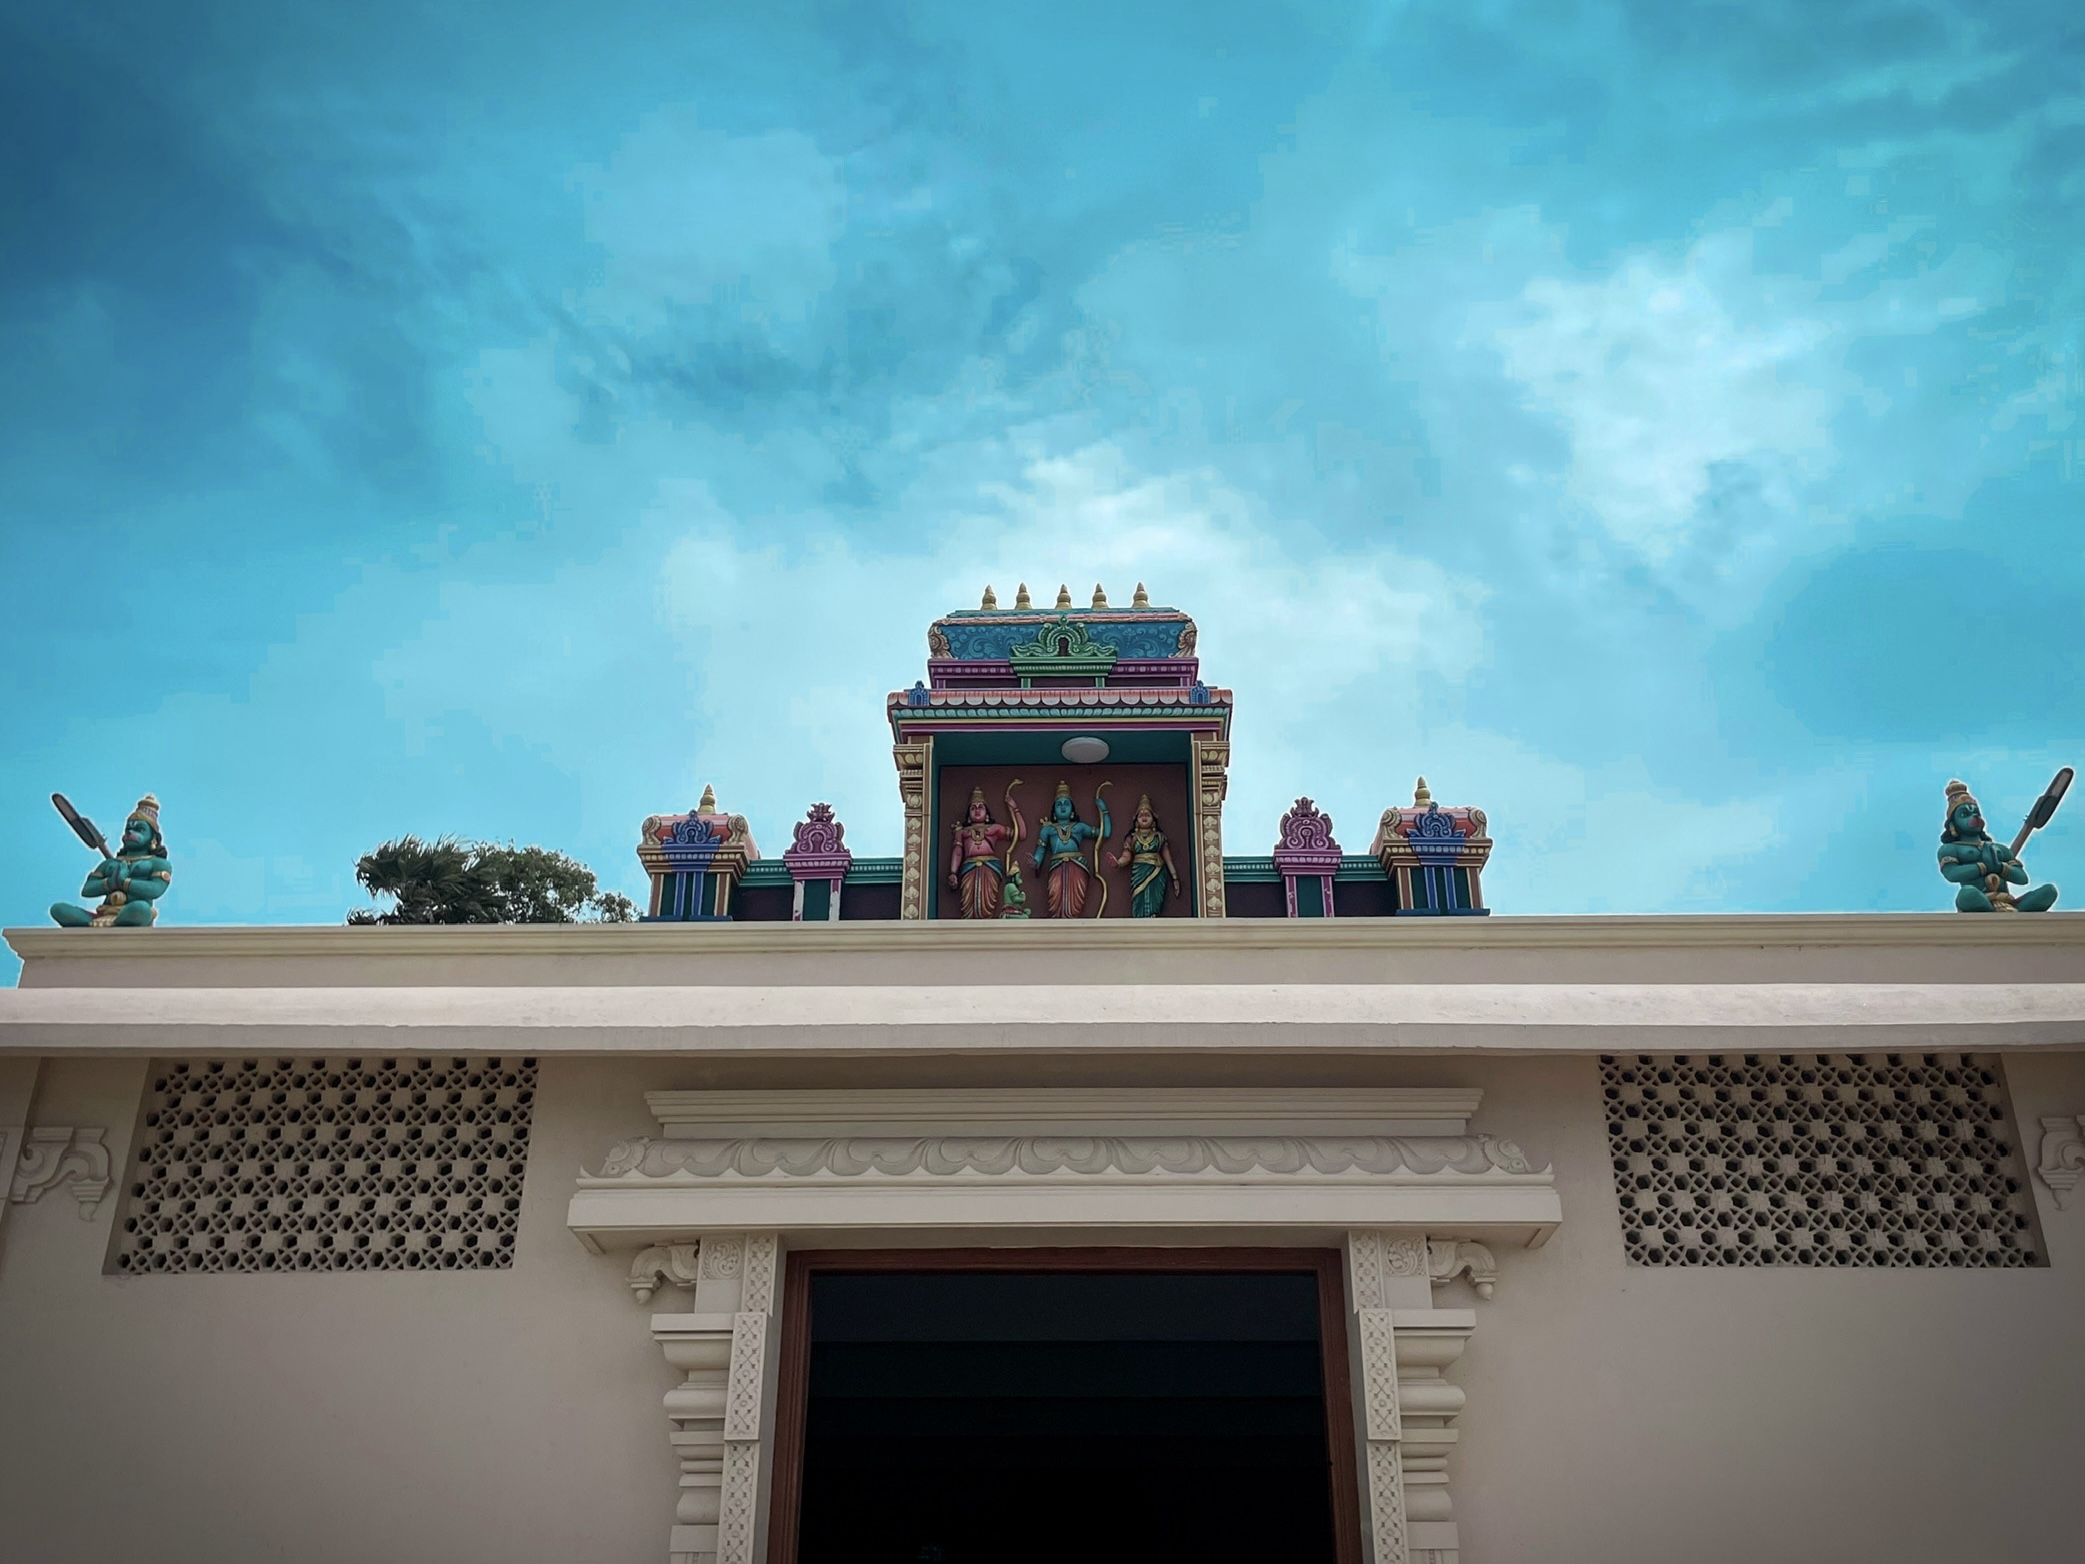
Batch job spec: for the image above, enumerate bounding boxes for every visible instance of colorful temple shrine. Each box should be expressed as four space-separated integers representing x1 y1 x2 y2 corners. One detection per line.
635 585 1493 922
4 585 2081 1564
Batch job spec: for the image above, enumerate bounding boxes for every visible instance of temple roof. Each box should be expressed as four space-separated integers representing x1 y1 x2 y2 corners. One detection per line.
926 584 1195 665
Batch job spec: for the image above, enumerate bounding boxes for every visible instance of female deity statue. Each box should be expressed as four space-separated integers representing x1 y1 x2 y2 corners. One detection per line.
1112 794 1181 917
948 786 1025 919
1032 781 1109 918
51 795 172 927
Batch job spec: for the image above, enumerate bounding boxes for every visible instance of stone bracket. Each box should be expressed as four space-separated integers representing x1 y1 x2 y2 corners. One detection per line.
10 1126 110 1218
2036 1116 2085 1209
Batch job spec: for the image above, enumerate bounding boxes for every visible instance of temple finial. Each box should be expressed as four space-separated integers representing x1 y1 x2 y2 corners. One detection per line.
1092 583 1108 608
1055 584 1073 610
1132 582 1149 607
698 783 717 813
1412 776 1431 807
981 584 998 609
1014 582 1032 609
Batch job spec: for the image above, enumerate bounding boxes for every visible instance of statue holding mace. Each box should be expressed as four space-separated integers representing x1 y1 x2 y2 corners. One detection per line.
1032 780 1110 918
948 783 1027 920
1112 794 1181 917
48 792 173 927
1937 771 2067 912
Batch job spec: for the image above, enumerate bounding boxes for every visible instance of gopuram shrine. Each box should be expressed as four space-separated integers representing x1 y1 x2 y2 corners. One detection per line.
633 583 1492 928
2 587 2082 1564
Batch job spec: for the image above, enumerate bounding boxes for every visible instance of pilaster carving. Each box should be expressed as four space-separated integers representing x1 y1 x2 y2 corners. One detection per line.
1347 1235 1482 1564
652 1232 780 1564
10 1127 110 1218
894 739 931 920
1349 1227 1387 1308
1193 739 1230 917
1393 1311 1474 1564
741 1232 779 1313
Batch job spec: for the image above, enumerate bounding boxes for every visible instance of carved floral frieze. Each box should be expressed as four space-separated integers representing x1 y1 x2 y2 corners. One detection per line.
589 1133 1537 1182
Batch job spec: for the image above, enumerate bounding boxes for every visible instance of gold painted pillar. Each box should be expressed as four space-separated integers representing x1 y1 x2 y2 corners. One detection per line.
894 738 933 920
1192 736 1229 917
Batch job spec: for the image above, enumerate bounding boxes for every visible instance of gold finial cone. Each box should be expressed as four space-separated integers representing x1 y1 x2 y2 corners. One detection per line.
1014 582 1032 609
1413 776 1432 807
1055 584 1073 610
698 783 718 813
1091 583 1108 608
1132 582 1149 607
981 584 998 609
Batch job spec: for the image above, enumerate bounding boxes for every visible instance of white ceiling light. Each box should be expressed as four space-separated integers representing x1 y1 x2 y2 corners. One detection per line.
1060 735 1110 764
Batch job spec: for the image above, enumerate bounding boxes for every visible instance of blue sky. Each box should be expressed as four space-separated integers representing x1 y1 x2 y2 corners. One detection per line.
2 0 2080 964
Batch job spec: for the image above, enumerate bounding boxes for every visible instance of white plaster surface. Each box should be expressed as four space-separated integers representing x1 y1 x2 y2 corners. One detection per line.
3 979 2084 1056
0 1050 2079 1563
5 917 2085 1563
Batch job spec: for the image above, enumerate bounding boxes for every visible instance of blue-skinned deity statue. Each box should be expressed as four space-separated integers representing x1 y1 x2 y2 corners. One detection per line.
1937 779 2057 912
51 795 174 927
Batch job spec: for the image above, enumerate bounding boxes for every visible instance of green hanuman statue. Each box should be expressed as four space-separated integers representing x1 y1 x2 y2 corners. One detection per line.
1938 778 2057 912
51 795 173 927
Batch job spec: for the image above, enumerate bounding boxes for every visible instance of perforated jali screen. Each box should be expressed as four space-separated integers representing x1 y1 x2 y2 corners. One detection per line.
113 1056 536 1273
1602 1052 2042 1268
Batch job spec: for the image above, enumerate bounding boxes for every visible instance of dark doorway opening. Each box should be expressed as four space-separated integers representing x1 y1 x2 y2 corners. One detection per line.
773 1250 1358 1564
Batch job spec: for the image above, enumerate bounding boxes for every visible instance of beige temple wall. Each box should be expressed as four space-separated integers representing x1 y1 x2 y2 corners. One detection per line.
0 1052 681 1564
2 1043 2084 1564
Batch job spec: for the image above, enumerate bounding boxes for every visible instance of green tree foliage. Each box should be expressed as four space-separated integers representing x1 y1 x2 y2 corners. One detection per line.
349 837 637 925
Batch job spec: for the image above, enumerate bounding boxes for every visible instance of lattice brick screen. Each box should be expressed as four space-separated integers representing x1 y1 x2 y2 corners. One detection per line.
113 1056 536 1273
1602 1053 2041 1267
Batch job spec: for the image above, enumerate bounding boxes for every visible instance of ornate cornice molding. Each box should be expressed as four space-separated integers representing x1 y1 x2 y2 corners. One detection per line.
586 1133 1539 1182
19 910 2084 965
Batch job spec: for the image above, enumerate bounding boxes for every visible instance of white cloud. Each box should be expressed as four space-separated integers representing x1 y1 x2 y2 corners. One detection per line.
1477 230 1844 562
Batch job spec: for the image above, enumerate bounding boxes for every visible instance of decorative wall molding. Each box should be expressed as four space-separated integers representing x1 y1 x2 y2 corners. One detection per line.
1346 1234 1485 1564
572 1094 1560 1249
645 1087 1486 1135
1193 737 1230 917
10 1126 110 1218
894 739 931 920
652 1231 780 1564
1365 1427 1410 1564
1384 1235 1427 1277
2037 1116 2085 1209
1392 1310 1474 1564
593 1133 1534 1183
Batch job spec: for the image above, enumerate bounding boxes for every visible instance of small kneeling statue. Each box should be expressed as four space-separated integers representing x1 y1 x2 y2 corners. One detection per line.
1937 779 2056 912
51 795 173 927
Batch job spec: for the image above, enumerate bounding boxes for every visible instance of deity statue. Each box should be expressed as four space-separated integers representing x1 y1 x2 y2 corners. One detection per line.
1112 794 1181 917
1032 781 1109 918
51 795 173 927
948 786 1025 920
1938 779 2058 912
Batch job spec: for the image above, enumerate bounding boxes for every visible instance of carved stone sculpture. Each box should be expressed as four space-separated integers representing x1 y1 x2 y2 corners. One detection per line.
1938 778 2058 911
50 796 171 927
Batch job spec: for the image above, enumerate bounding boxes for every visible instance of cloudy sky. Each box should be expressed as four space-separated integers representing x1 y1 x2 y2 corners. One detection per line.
2 0 2080 963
